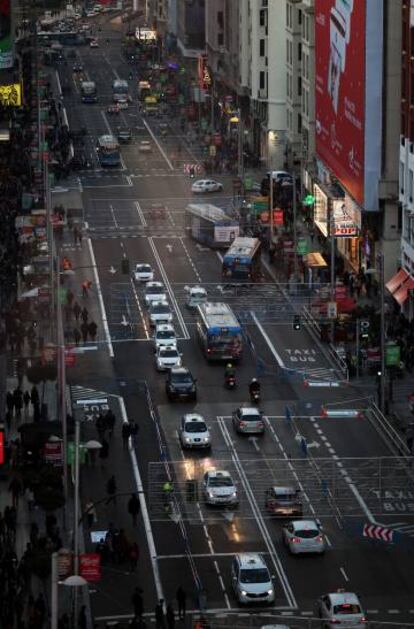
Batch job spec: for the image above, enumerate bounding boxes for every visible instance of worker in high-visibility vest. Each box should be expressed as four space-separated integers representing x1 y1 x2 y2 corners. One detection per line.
162 480 173 513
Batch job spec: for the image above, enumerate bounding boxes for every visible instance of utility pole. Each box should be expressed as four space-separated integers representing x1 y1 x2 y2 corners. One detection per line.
379 252 386 412
269 175 274 248
237 108 244 179
73 419 81 628
210 76 215 131
329 202 336 342
56 255 68 521
292 176 299 282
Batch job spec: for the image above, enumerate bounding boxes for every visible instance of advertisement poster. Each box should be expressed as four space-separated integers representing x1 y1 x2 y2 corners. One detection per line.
79 553 101 582
0 0 12 70
315 0 365 206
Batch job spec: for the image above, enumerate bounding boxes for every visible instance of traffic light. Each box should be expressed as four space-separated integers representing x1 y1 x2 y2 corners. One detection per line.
186 479 199 503
121 258 130 274
293 315 301 331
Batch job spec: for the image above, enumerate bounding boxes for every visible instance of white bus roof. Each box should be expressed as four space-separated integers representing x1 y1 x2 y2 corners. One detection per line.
97 134 119 147
198 302 240 330
225 236 260 257
187 203 235 223
113 79 128 87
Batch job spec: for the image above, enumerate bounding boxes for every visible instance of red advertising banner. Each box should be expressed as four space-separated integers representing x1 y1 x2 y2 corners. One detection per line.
197 54 211 91
315 0 365 206
79 553 101 582
44 441 63 466
0 430 4 465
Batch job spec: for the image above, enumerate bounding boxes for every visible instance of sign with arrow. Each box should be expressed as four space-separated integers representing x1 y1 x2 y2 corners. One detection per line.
121 315 129 326
109 266 117 274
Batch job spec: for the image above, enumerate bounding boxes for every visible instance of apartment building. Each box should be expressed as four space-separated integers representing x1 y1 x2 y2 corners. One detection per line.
176 0 205 57
285 0 303 168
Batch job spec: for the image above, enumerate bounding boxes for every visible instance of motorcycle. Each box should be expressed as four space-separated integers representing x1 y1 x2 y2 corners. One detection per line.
225 374 236 390
249 386 260 404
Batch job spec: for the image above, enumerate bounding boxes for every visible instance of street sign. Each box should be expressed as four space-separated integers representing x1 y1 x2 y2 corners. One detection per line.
209 145 216 157
79 553 102 582
321 407 363 418
363 523 393 542
303 194 315 206
244 176 254 191
296 237 308 255
385 344 400 367
327 301 337 319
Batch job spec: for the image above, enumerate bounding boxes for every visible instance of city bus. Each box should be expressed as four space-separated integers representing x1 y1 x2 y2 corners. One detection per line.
81 81 97 103
186 204 239 249
38 31 85 46
196 302 243 362
96 135 121 167
112 79 129 104
222 236 262 281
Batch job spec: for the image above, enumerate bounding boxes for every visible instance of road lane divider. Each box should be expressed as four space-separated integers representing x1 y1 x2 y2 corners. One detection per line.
129 277 150 339
134 200 147 227
142 119 174 170
86 235 114 358
250 311 285 368
217 416 297 609
148 237 190 339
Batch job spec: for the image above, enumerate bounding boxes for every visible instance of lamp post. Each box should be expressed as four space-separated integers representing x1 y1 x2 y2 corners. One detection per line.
51 552 87 629
378 252 386 413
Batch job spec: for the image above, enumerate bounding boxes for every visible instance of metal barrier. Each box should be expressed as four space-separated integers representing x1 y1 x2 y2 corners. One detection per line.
302 306 349 381
189 614 414 629
367 401 412 458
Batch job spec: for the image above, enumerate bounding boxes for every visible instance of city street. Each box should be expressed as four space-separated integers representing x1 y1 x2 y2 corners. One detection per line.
62 17 414 626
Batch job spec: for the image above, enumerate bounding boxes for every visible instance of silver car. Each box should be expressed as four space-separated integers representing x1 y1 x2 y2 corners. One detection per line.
203 470 238 506
318 591 367 628
155 345 182 371
144 282 167 306
232 406 264 434
153 324 177 351
282 519 326 554
179 414 211 449
231 553 275 605
148 300 172 327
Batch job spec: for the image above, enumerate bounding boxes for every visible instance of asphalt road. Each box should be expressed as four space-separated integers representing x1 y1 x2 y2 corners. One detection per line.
59 14 414 625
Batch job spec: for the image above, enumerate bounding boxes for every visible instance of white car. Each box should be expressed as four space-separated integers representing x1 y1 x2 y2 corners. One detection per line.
90 39 99 47
267 170 292 182
231 553 275 605
232 406 265 435
155 345 182 371
179 414 211 449
148 301 172 327
186 286 207 309
139 140 152 152
153 324 177 351
203 470 238 506
144 282 167 306
282 519 326 554
318 590 366 628
134 263 154 282
191 179 223 194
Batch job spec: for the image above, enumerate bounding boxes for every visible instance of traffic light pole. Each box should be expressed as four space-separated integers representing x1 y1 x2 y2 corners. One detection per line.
269 174 274 248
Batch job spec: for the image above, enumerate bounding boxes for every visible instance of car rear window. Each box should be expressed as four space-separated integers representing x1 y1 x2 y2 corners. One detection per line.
334 604 361 615
296 529 319 539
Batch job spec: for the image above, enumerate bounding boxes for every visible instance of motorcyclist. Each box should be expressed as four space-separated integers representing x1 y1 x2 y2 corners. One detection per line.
225 363 235 380
129 72 133 80
249 377 260 397
189 165 195 178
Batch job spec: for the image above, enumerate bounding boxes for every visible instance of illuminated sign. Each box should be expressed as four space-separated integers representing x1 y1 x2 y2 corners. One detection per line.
0 83 22 107
198 54 211 91
0 0 12 69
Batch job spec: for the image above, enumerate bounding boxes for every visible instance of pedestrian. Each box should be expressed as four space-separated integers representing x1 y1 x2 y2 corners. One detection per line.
23 390 31 415
81 321 89 344
96 412 107 441
166 604 175 629
82 280 92 298
13 387 23 418
106 475 117 505
122 422 131 449
66 288 75 306
105 409 116 437
73 328 81 346
99 437 109 468
176 586 187 620
131 586 144 618
81 307 89 324
9 476 22 508
6 390 14 416
88 320 98 341
129 541 140 572
30 385 39 408
130 421 139 448
155 599 165 629
78 605 87 629
85 499 97 528
25 485 35 511
73 301 81 322
128 493 141 527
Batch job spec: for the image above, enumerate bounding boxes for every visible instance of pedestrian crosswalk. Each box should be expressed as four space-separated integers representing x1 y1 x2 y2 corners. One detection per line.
70 385 108 404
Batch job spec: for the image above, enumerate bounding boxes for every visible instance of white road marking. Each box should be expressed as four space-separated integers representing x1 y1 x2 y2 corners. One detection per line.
179 238 202 283
86 236 114 358
250 310 285 368
142 119 174 170
109 204 119 228
134 200 147 226
129 277 150 339
340 566 350 582
117 395 164 601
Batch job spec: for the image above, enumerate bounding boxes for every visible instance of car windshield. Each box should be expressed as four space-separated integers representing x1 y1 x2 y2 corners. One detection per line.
334 604 361 615
160 349 178 358
239 568 270 584
172 373 193 384
157 331 174 339
186 422 207 433
295 529 319 539
146 286 163 294
152 305 170 314
209 477 233 487
137 265 150 272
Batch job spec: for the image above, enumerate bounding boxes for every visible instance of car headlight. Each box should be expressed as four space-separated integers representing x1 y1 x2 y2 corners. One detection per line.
203 438 209 443
267 589 273 595
241 590 247 597
184 437 192 443
231 492 237 498
207 490 215 498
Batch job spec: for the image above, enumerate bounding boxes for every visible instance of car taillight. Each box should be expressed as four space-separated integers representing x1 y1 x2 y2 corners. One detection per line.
291 537 301 543
329 620 340 624
239 421 246 427
361 617 367 623
316 535 324 542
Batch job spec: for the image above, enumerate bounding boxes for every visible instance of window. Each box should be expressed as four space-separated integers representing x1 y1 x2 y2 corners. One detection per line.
409 168 413 200
298 42 302 62
217 32 224 47
298 9 302 25
260 38 265 56
259 9 266 27
298 76 302 97
400 161 405 193
260 71 265 90
217 10 224 28
286 71 290 98
297 113 302 134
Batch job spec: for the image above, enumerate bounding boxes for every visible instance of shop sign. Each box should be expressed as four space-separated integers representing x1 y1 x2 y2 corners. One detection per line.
198 54 211 91
57 549 73 579
314 184 329 237
209 145 216 157
327 301 338 319
67 443 88 466
259 210 284 225
297 238 308 255
0 83 21 107
385 344 400 368
65 347 76 367
80 553 101 582
0 1 13 70
244 176 254 191
44 441 63 466
331 199 359 237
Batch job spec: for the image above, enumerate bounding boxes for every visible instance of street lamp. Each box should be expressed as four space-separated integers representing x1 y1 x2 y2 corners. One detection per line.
51 552 87 629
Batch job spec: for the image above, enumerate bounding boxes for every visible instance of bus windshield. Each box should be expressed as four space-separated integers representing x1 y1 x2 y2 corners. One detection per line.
113 80 129 103
81 82 97 103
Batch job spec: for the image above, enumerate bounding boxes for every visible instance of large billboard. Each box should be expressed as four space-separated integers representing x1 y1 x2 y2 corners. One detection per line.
315 0 383 210
0 0 12 69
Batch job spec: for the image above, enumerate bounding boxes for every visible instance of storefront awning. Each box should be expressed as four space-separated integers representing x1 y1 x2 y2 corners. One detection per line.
393 277 414 306
303 252 328 268
385 268 409 294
